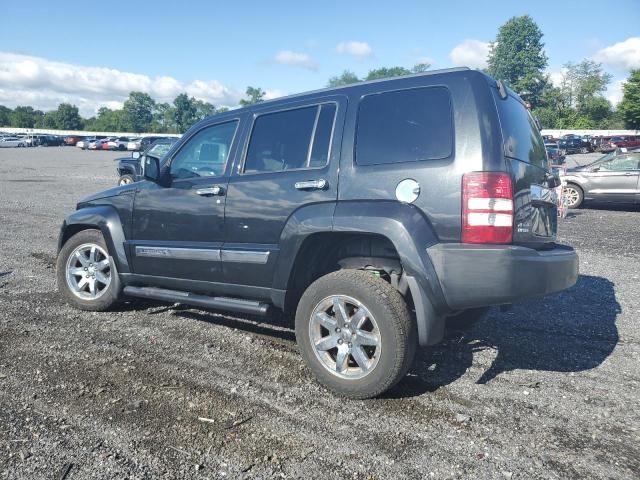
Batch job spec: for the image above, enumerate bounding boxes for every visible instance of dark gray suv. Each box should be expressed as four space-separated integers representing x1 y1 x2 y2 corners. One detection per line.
56 68 578 398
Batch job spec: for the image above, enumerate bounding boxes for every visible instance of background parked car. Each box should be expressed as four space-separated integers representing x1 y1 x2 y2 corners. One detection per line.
126 138 142 151
64 135 84 146
105 136 131 151
607 135 640 151
0 137 27 147
116 137 180 185
133 136 171 152
563 149 640 208
545 142 565 164
558 138 591 154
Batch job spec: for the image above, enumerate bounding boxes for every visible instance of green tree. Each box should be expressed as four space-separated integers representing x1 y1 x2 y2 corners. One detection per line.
89 107 129 132
54 103 83 130
328 70 360 87
0 106 11 126
618 70 640 130
123 91 155 133
194 99 217 121
564 60 612 111
151 102 175 133
239 86 266 106
487 15 548 107
411 62 431 74
36 111 58 129
10 106 43 128
365 66 412 81
173 93 198 132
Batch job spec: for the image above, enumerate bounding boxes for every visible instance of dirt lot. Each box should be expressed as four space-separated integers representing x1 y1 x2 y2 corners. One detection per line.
0 148 638 479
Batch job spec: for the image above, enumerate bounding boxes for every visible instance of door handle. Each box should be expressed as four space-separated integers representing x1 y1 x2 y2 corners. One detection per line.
624 172 633 176
195 186 224 196
294 179 327 191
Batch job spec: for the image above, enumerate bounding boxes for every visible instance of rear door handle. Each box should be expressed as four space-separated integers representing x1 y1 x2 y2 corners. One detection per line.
195 186 224 196
294 179 327 191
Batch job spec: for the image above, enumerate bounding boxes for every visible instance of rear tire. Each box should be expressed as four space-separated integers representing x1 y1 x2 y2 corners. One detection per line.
295 270 417 399
56 229 121 311
565 184 584 209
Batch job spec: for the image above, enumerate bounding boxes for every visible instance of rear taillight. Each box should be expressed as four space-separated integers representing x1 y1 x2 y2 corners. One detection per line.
462 172 513 244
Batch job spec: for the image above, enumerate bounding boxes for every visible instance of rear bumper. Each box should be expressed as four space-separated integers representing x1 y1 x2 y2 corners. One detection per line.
428 243 578 310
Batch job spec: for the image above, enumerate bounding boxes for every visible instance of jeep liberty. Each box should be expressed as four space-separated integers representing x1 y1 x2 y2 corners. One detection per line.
57 68 579 398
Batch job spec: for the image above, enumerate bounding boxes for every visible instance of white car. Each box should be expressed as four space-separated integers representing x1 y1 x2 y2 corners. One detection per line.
76 138 94 149
0 137 27 148
106 136 131 151
127 138 142 151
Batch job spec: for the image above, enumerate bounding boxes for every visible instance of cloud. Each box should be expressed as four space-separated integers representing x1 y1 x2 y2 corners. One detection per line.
548 68 567 87
336 41 373 58
606 79 626 106
0 51 243 116
263 88 287 101
273 50 318 70
593 37 640 71
449 39 490 69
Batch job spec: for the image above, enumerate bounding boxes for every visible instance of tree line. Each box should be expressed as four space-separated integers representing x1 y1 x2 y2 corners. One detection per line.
327 16 639 130
1 16 638 133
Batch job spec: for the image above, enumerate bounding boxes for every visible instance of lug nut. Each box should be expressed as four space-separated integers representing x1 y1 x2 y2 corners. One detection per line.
335 328 341 333
348 342 353 348
84 267 88 271
337 339 343 345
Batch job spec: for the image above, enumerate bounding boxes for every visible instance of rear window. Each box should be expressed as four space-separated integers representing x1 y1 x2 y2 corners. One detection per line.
496 94 547 168
355 87 453 166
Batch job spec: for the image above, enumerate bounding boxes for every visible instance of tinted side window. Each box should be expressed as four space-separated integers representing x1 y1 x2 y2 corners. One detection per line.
244 106 318 173
496 94 547 168
309 104 336 168
355 87 453 166
169 121 237 179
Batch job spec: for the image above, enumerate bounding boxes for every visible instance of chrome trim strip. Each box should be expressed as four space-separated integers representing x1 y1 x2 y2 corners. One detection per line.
135 246 221 261
220 250 270 264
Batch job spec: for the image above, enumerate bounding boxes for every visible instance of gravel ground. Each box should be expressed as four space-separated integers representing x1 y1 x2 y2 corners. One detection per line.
0 148 638 479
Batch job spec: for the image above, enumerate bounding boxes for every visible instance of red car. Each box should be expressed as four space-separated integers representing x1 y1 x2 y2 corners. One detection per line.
607 135 640 151
64 135 84 146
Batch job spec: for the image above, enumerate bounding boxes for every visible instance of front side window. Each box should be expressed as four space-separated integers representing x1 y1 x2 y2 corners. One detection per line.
355 87 453 166
244 103 336 174
170 121 237 179
600 154 640 171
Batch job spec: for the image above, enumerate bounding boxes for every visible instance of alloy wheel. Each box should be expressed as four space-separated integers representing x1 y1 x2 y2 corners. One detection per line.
65 243 111 300
309 295 381 380
565 186 580 208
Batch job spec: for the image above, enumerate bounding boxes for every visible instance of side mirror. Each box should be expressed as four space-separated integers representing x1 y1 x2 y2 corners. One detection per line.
143 156 160 182
132 151 141 159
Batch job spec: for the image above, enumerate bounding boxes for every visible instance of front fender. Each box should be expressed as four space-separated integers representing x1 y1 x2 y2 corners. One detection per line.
58 205 130 273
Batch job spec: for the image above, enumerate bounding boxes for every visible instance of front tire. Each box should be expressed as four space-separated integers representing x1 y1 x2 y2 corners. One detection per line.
56 229 121 311
295 270 417 399
118 174 135 186
565 184 584 209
